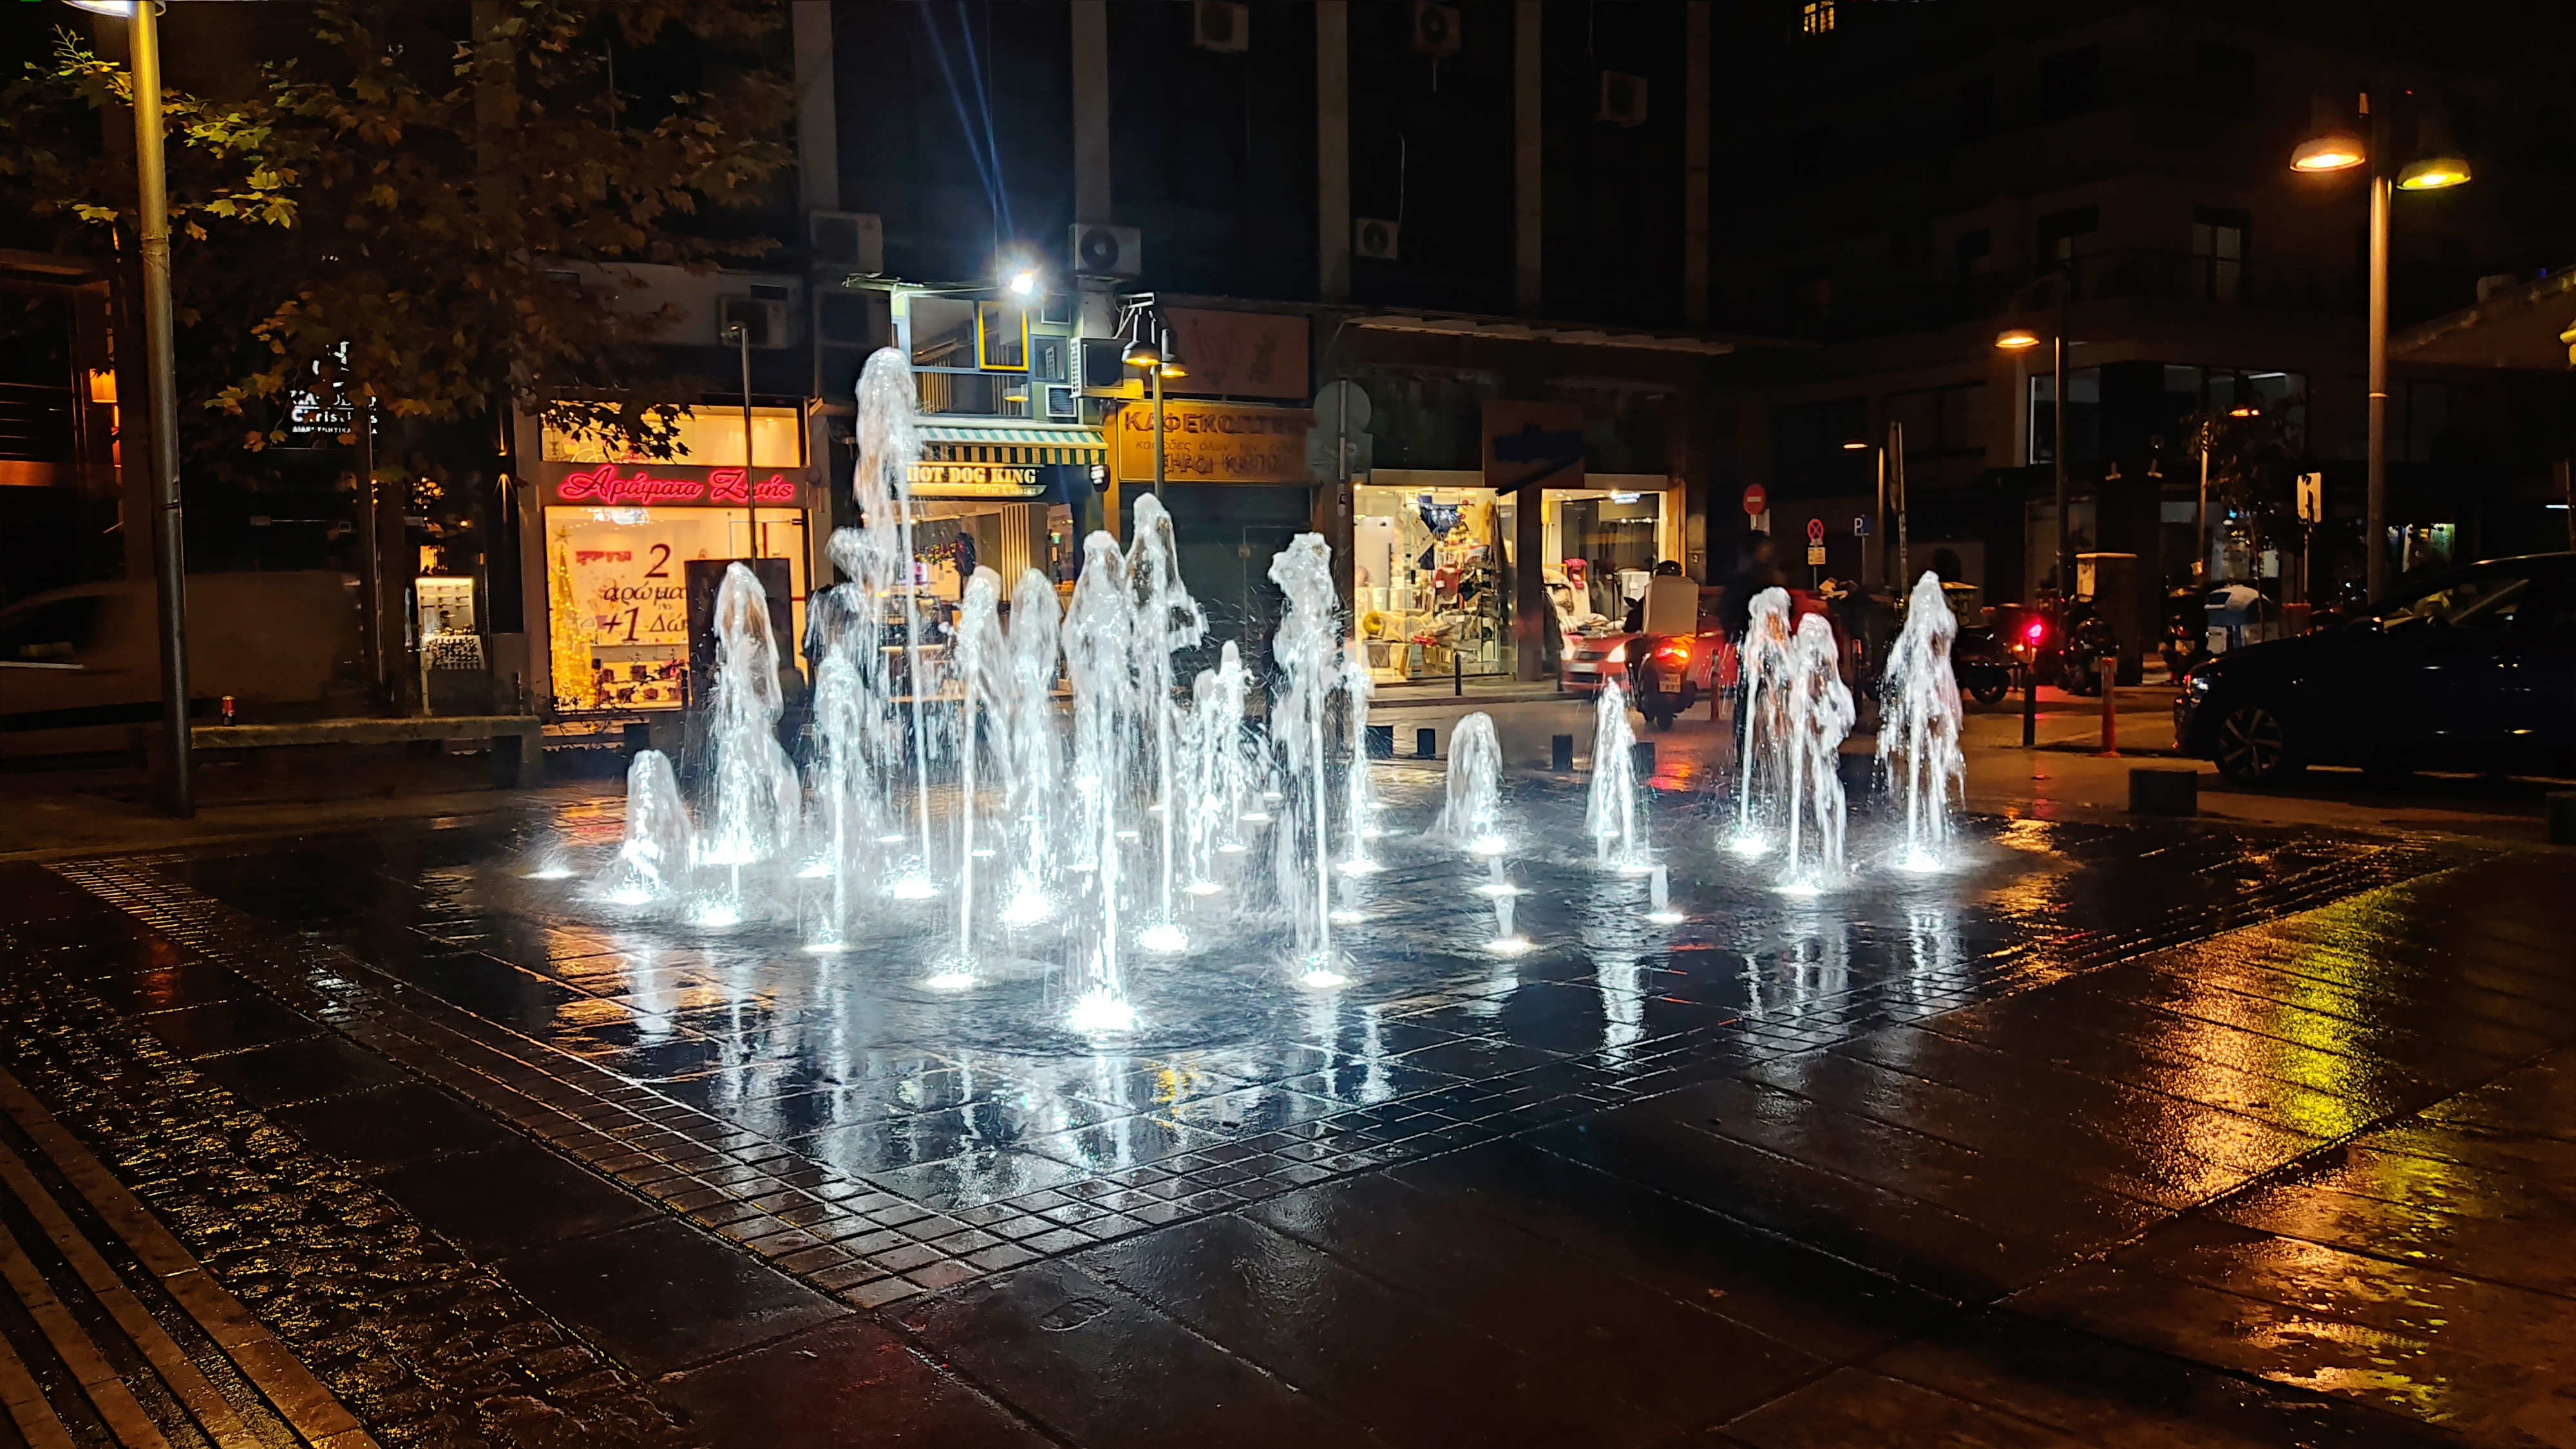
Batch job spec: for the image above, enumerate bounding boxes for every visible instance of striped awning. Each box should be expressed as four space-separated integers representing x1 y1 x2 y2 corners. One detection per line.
916 422 1106 468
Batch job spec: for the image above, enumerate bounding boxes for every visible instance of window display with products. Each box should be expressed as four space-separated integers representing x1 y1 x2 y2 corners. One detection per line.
1353 483 1508 681
1546 486 1676 638
544 505 806 712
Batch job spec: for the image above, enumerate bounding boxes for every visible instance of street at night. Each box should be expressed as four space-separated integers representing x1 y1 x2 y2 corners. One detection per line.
5 1 2575 1446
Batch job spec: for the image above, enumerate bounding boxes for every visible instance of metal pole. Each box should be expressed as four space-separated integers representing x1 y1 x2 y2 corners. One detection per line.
1870 442 1884 592
131 5 192 817
2365 129 2392 601
2195 431 2211 584
2053 285 2070 603
1891 419 1909 589
1150 361 1165 500
737 324 759 560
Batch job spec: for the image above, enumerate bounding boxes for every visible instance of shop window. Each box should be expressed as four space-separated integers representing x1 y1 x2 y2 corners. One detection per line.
2035 205 2097 269
1352 484 1510 681
909 297 977 370
2191 206 2248 304
540 407 804 468
976 299 1029 370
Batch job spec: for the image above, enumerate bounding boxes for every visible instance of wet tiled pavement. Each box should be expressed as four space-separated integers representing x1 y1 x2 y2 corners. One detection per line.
1 800 2571 1446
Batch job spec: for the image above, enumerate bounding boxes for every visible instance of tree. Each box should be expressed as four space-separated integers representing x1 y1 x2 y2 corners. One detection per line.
0 0 795 467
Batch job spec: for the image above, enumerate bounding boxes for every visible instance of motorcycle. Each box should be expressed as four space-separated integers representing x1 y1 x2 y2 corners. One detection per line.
2052 600 2117 695
1952 625 2016 705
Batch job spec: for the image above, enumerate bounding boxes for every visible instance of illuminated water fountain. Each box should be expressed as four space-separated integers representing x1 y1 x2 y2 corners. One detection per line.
1879 571 1965 873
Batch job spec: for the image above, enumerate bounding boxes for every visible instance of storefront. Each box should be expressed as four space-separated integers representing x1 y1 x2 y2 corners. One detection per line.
1352 469 1683 682
518 406 825 715
1111 399 1317 672
908 421 1108 599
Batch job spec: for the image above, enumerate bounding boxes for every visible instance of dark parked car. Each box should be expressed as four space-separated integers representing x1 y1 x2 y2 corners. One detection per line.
2176 552 2576 784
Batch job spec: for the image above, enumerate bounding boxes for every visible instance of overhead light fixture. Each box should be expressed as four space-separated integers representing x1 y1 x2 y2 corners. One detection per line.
1154 330 1187 379
1840 439 1871 451
2398 104 2471 191
1121 335 1163 370
63 0 160 14
1994 327 2041 350
2290 86 2366 173
1008 269 1037 296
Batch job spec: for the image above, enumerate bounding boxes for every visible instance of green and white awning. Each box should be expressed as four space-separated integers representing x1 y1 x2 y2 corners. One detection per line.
917 422 1106 466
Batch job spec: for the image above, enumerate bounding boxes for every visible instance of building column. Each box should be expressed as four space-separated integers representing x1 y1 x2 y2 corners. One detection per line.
1514 1 1542 317
791 3 839 213
1683 1 1710 328
1316 2 1351 304
1071 1 1117 339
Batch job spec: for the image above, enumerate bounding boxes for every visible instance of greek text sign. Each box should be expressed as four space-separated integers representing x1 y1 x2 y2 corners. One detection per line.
1115 401 1314 483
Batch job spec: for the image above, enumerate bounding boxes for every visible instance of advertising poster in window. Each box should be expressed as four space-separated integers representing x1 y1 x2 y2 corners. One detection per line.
545 508 738 710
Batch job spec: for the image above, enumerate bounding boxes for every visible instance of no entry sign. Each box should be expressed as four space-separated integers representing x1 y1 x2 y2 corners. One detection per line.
1741 484 1766 516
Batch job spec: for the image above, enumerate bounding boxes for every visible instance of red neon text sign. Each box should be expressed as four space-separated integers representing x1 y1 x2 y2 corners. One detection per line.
556 465 797 507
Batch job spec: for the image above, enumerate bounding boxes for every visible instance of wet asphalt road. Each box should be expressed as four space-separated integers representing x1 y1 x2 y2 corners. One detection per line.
0 804 2571 1447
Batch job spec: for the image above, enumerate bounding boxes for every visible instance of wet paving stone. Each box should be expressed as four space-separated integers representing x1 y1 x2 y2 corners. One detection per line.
10 810 2574 1445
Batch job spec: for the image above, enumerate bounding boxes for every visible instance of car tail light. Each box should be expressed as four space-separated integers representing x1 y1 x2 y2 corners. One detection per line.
1653 641 1689 665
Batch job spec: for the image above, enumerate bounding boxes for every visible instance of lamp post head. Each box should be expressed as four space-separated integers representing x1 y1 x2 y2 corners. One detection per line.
1994 327 2042 350
1121 337 1163 371
1840 439 1871 451
2291 86 2366 173
2397 155 2470 190
2291 132 2367 172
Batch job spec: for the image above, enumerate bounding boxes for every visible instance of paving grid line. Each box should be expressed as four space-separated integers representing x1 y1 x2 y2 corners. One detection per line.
0 1323 78 1449
40 832 2452 1316
0 1066 365 1449
0 895 700 1449
0 1211 171 1449
0 1134 262 1448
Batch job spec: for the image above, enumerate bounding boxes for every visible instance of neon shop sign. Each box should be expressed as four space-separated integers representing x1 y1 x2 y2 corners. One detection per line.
554 464 797 506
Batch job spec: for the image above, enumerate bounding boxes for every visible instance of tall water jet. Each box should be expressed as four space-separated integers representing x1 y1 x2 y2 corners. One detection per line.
1127 495 1206 952
1879 571 1965 872
1002 567 1063 923
944 566 1009 983
803 644 866 940
1185 642 1254 890
844 347 936 883
1777 612 1855 890
601 750 691 905
1730 588 1795 852
1338 649 1378 873
697 564 800 914
1429 711 1504 852
1587 680 1644 869
1063 531 1137 1030
1268 534 1342 983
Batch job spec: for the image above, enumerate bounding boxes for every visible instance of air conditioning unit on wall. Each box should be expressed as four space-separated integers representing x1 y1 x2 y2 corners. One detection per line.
1598 70 1649 126
807 211 884 274
718 294 792 349
1070 223 1143 278
1193 1 1248 52
1412 3 1461 57
1354 218 1400 261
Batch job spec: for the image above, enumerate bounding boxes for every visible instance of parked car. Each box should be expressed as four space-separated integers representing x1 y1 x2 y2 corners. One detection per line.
0 572 363 757
2175 552 2576 784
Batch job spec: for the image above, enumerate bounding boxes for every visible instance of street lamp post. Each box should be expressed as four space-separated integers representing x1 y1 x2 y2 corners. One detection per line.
2291 88 2470 600
86 0 194 817
1120 299 1185 518
729 321 758 560
1995 270 2072 603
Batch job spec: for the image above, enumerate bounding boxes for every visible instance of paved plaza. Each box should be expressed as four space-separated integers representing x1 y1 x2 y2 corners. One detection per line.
0 771 2570 1447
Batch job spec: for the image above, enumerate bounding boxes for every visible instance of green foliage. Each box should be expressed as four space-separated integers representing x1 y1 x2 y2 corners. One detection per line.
0 1 794 464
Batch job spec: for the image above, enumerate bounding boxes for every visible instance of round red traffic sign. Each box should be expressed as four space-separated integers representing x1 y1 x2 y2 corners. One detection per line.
1805 516 1825 543
1741 484 1766 516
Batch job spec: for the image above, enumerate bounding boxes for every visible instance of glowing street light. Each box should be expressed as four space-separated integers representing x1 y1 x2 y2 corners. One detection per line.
1121 302 1186 502
2296 88 2472 598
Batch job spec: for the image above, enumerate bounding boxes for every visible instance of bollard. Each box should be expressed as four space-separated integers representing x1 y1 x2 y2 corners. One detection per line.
2021 663 2038 748
1454 650 1463 697
2550 791 2576 846
1416 726 1438 759
1629 741 1657 779
1365 723 1394 759
2130 766 2198 816
2097 656 2118 757
1551 734 1575 772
